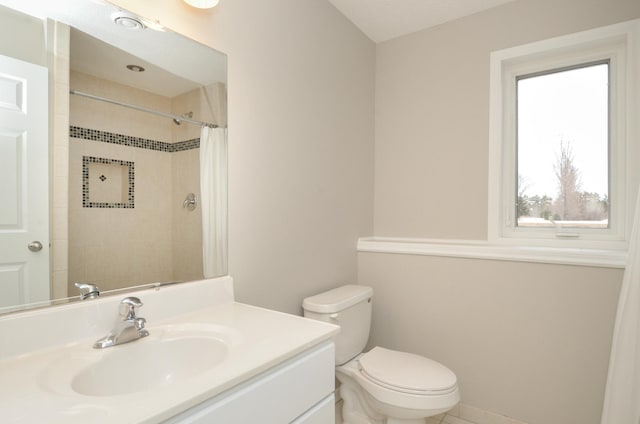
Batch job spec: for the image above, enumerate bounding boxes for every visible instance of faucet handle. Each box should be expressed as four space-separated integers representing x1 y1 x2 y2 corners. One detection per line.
74 282 100 300
134 317 150 338
134 317 147 330
119 297 143 320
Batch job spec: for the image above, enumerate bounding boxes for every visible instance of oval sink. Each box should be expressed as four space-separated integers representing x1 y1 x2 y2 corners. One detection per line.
63 324 235 397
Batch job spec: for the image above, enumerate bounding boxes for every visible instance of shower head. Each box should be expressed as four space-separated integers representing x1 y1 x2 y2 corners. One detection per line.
172 111 193 125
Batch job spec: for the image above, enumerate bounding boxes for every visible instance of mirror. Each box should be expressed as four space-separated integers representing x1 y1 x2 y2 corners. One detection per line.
0 0 227 315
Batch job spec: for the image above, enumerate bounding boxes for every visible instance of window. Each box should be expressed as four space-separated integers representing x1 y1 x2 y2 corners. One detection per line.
517 62 609 229
489 20 640 249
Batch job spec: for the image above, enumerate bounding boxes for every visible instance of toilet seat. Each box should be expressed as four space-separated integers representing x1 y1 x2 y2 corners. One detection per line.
358 347 458 396
337 349 460 413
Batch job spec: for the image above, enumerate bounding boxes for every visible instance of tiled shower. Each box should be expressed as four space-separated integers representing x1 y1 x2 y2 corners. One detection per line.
67 70 214 293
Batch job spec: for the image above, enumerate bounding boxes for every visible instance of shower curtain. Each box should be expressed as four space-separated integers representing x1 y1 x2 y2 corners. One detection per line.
199 126 227 278
601 187 640 424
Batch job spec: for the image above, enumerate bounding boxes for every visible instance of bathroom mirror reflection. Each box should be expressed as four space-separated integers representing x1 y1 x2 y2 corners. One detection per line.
0 0 228 315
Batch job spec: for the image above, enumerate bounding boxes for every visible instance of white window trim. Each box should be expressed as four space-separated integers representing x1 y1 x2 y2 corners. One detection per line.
357 237 626 268
488 19 640 252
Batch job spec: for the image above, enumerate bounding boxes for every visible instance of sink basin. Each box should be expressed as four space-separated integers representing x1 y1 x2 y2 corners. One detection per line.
73 337 227 396
42 323 240 397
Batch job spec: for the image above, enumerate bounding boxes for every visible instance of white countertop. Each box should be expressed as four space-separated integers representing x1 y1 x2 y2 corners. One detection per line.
0 278 338 423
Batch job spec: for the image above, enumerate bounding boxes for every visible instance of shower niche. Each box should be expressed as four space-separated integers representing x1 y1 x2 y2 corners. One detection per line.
82 156 134 208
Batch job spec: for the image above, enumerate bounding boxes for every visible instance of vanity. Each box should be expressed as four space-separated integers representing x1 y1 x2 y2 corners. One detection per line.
0 276 339 423
0 2 338 421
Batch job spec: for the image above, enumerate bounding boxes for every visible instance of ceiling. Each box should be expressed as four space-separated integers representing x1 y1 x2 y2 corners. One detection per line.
327 0 518 43
0 0 226 97
70 28 203 98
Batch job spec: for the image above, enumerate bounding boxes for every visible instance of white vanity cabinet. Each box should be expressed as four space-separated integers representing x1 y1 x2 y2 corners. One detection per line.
0 277 340 424
165 340 335 424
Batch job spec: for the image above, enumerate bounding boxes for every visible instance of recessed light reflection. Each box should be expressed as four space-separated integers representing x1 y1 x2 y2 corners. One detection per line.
126 64 145 73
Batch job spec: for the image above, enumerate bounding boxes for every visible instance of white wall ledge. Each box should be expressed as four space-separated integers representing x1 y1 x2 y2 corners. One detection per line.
357 237 627 268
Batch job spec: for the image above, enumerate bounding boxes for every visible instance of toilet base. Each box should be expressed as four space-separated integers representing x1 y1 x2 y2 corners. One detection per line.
339 376 385 424
338 369 429 424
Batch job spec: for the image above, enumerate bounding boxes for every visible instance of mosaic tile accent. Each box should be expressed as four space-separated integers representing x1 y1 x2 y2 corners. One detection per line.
70 126 200 152
82 156 135 208
172 138 201 152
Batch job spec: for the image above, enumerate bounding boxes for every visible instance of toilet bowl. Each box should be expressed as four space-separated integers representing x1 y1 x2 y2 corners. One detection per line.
337 348 459 423
302 285 460 424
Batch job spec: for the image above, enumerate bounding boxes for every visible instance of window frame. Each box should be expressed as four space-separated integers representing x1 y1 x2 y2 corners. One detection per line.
488 20 640 250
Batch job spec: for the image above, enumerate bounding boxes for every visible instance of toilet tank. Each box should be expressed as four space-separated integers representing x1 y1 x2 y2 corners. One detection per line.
303 285 373 365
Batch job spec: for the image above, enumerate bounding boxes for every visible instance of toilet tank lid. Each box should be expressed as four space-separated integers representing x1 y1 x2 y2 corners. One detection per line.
303 285 373 313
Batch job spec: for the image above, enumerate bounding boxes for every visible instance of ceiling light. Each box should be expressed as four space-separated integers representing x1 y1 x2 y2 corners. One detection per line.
126 64 145 72
183 0 220 9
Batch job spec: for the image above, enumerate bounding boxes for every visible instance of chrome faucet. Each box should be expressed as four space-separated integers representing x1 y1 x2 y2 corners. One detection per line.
74 282 100 300
93 297 150 349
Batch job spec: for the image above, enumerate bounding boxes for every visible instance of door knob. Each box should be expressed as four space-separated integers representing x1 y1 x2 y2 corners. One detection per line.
28 241 43 252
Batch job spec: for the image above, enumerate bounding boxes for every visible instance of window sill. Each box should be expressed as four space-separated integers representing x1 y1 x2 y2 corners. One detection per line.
357 237 627 268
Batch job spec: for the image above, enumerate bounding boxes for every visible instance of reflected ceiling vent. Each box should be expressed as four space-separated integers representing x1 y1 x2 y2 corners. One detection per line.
111 11 145 30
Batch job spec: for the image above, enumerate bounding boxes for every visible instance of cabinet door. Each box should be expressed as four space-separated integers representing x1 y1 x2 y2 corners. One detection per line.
166 341 334 424
291 394 334 424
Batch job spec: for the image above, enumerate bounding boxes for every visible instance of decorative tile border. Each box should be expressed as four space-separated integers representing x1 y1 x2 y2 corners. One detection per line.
172 137 201 152
70 126 199 152
82 156 135 208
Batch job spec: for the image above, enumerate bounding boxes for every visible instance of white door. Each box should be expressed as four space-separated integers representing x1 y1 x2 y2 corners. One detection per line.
0 54 49 309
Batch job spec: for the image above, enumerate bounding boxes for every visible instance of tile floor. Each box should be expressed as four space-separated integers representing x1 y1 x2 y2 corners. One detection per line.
334 408 466 424
335 401 528 424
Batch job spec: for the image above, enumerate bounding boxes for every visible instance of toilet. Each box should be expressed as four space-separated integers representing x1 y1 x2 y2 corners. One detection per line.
303 285 459 424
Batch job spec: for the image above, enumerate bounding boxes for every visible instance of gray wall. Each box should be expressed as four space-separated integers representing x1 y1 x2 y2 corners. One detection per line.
368 0 639 423
360 253 623 424
108 0 639 422
110 0 376 314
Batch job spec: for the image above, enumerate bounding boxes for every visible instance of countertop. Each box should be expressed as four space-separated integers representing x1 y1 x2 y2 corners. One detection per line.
0 301 338 423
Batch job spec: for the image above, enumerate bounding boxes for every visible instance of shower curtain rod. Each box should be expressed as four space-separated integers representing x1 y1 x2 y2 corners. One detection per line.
69 89 218 128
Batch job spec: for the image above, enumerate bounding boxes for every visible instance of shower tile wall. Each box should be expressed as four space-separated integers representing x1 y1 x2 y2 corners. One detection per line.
171 149 203 281
68 71 204 293
71 71 173 142
171 90 204 282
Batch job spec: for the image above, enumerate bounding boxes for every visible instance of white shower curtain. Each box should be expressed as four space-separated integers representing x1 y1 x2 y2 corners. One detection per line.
601 187 640 424
199 126 228 278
